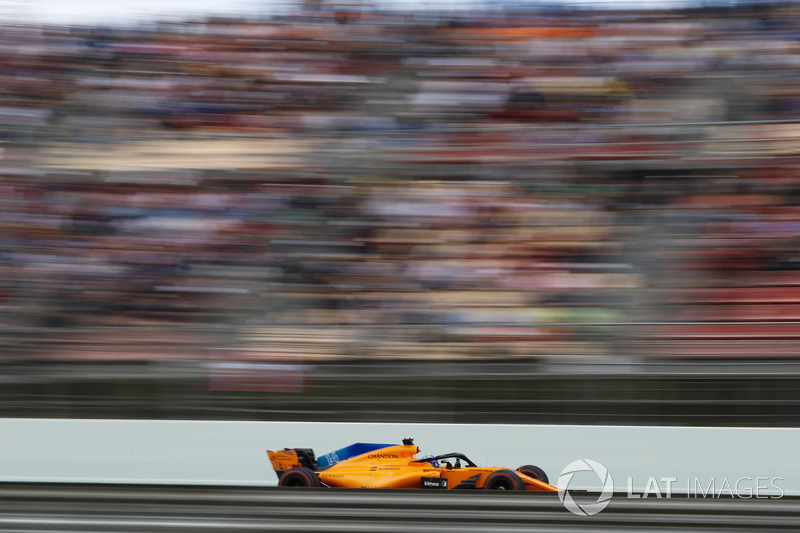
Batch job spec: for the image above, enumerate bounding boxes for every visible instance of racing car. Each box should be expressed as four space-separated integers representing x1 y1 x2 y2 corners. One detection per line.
267 438 557 491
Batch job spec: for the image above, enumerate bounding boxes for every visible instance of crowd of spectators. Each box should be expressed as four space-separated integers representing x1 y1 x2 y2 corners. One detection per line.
2 2 800 363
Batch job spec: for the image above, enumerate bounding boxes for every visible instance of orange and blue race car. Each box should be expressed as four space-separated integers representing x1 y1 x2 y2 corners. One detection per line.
267 438 557 491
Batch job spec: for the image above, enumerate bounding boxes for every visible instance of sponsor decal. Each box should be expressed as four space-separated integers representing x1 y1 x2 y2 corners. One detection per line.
421 477 448 489
367 453 400 460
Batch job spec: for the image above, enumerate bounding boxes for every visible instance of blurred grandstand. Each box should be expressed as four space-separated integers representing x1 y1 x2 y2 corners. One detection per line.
2 1 800 425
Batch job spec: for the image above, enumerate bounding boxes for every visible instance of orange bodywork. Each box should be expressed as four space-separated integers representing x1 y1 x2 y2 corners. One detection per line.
267 444 558 491
267 449 305 475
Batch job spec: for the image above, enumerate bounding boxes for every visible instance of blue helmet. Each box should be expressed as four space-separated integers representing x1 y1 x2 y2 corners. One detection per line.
422 454 439 468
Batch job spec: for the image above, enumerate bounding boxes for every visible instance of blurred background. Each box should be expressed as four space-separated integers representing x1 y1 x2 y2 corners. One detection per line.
2 0 800 426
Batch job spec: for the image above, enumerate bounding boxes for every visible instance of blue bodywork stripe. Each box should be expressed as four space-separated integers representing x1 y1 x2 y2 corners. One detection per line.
317 443 396 468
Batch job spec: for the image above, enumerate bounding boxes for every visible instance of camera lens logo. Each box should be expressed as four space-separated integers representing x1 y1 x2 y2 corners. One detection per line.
557 459 614 516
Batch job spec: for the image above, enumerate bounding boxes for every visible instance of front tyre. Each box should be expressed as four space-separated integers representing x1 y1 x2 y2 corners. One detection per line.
517 464 549 484
278 467 321 487
483 470 525 490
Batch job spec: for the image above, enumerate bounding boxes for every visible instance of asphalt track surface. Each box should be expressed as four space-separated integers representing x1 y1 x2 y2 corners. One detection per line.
0 484 798 532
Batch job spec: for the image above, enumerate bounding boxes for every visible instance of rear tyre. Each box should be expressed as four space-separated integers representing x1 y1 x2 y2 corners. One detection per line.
483 470 525 490
517 464 549 484
278 467 321 487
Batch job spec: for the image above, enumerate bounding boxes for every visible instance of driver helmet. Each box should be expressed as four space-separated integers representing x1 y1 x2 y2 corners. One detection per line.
422 454 439 468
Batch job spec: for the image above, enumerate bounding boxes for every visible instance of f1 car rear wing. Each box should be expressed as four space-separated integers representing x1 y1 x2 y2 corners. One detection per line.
267 448 316 474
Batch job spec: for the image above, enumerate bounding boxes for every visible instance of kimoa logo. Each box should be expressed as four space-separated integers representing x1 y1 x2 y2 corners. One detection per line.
557 459 614 517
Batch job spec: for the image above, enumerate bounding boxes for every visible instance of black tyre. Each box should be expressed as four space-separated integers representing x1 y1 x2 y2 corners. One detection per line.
278 467 321 488
483 469 525 490
518 464 549 484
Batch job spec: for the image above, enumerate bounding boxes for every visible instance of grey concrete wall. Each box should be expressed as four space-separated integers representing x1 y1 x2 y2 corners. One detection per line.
1 419 795 495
